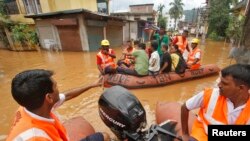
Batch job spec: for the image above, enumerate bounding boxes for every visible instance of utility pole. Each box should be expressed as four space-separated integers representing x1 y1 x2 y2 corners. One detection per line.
196 7 200 38
106 0 110 15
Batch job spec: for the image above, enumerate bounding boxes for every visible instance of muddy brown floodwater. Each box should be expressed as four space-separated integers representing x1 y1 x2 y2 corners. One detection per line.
0 39 235 140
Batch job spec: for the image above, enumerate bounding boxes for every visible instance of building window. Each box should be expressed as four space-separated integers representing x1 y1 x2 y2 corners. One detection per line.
147 18 153 22
23 0 42 15
5 0 20 15
97 2 108 14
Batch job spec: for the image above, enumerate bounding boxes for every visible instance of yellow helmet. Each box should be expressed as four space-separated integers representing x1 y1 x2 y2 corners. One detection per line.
191 38 199 44
101 39 110 46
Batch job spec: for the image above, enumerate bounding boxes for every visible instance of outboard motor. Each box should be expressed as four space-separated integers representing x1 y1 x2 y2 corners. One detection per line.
98 85 182 141
98 85 147 140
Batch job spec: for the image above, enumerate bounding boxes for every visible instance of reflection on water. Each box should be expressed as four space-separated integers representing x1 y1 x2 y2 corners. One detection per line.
0 40 234 140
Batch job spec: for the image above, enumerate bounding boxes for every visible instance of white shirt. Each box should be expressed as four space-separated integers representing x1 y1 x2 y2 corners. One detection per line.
194 52 201 59
149 51 160 72
186 88 246 124
24 94 66 121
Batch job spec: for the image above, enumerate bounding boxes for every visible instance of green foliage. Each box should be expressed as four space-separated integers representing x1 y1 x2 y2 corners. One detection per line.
27 31 39 45
0 1 12 47
157 4 165 18
157 4 166 28
158 17 166 29
0 1 7 15
169 0 184 29
0 29 9 47
208 31 223 40
0 1 13 28
208 0 231 38
226 14 245 45
11 24 39 45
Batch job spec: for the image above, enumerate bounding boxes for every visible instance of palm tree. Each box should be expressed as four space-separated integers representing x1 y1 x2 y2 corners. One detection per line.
158 4 165 18
157 4 166 28
169 0 184 30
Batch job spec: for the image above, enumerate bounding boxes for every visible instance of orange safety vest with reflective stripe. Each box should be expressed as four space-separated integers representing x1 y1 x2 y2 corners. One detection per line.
187 47 201 70
176 36 188 54
191 88 250 141
124 47 135 65
6 107 68 141
97 49 116 69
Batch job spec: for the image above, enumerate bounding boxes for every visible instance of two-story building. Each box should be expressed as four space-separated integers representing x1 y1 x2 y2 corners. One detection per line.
4 0 126 51
111 4 157 42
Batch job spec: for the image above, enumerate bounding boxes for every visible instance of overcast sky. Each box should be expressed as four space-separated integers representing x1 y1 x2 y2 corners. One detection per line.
110 0 206 13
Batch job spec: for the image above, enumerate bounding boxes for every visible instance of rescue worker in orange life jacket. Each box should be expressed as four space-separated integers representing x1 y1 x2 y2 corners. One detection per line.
6 69 110 141
181 64 250 141
186 38 201 70
172 30 189 54
96 39 116 75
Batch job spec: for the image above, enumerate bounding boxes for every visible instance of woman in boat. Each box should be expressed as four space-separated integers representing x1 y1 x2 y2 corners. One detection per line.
169 44 187 74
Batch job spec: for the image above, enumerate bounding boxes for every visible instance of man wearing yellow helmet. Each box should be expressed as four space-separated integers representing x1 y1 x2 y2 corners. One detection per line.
186 38 201 70
96 40 116 75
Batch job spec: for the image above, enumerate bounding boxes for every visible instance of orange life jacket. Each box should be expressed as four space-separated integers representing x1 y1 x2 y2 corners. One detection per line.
176 36 188 54
191 88 250 141
97 49 116 69
187 47 201 70
124 47 135 65
6 107 68 141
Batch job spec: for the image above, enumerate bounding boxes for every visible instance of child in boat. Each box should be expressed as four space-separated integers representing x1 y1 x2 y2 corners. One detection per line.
117 40 135 68
159 43 172 74
148 40 160 75
117 43 149 76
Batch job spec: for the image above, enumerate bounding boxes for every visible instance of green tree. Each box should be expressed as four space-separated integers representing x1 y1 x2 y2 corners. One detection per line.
235 1 250 64
207 0 231 39
0 0 11 27
223 0 250 64
169 0 184 30
226 14 245 46
157 4 166 29
158 17 167 29
158 4 165 18
11 24 39 46
0 0 13 48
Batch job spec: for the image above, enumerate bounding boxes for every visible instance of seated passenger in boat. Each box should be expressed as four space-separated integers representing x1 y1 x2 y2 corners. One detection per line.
117 40 135 68
117 43 149 76
169 45 187 74
186 38 201 70
96 40 116 75
148 40 160 75
159 44 172 74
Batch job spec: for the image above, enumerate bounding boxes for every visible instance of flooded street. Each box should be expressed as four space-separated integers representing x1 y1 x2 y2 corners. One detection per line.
0 40 234 140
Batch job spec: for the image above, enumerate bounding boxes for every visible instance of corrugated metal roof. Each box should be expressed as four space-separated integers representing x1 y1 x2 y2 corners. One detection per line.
129 3 154 7
24 8 127 21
